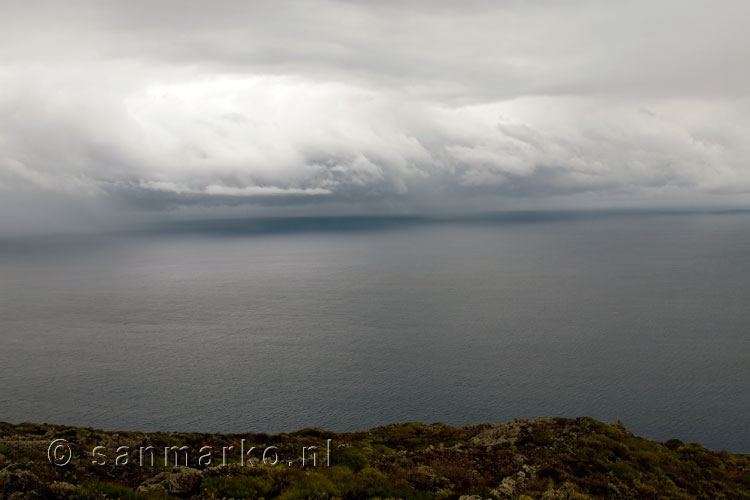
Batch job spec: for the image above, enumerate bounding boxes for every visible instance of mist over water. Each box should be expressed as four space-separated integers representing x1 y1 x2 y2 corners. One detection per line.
1 212 748 452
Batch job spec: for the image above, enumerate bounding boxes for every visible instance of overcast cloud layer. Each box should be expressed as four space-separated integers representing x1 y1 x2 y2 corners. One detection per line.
1 0 750 233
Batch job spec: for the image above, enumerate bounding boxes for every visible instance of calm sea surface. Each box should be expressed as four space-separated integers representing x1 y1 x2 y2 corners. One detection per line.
1 212 748 451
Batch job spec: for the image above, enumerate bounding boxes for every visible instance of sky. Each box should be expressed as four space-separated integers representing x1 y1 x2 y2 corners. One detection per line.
1 0 749 234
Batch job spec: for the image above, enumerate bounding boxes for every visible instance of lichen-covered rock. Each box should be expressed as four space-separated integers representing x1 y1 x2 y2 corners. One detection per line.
493 475 518 497
469 420 525 447
137 466 202 495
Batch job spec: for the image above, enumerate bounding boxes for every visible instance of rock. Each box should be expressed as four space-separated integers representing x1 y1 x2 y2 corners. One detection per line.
493 476 517 497
458 496 483 500
470 421 524 447
137 467 202 495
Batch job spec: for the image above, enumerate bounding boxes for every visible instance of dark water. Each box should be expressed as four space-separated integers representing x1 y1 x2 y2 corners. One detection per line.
1 212 748 451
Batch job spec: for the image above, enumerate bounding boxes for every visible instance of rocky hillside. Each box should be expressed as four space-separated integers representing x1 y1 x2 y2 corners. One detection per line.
1 417 748 499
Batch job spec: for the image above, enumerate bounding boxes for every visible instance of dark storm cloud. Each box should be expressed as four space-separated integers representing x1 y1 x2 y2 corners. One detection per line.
1 0 749 233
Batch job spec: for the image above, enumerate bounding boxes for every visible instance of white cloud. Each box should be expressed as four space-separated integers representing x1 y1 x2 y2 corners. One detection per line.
1 0 749 233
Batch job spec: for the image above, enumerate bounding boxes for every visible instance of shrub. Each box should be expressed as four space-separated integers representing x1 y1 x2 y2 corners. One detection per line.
665 439 684 450
331 446 369 472
200 475 273 499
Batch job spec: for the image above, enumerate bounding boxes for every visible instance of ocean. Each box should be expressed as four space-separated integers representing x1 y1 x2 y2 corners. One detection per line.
1 211 748 451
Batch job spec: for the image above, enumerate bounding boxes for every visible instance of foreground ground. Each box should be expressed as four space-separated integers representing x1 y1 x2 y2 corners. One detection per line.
0 417 748 499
